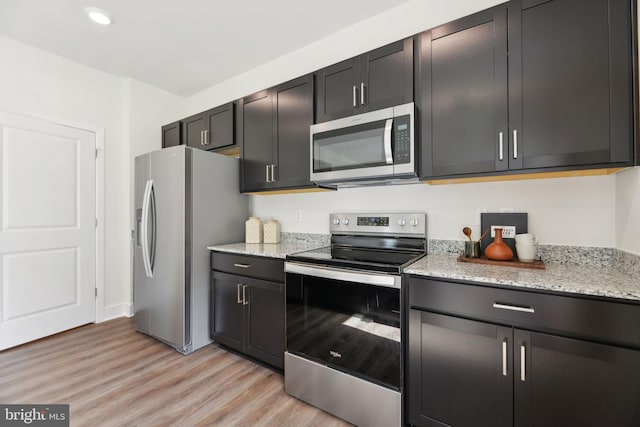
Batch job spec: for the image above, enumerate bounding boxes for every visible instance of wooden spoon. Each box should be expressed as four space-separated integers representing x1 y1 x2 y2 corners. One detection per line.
462 227 473 241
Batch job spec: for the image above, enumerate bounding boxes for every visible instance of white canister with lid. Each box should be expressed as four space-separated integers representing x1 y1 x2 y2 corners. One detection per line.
263 218 281 244
245 216 263 243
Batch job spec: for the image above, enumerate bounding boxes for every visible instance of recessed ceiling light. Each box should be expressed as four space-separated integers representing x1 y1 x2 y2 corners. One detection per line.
84 7 113 25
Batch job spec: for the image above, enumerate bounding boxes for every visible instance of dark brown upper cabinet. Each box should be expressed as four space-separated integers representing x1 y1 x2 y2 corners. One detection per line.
240 74 314 192
419 0 635 180
161 120 182 148
182 102 235 151
316 38 413 123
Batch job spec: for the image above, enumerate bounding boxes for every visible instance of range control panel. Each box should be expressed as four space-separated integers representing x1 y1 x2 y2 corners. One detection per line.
330 213 426 237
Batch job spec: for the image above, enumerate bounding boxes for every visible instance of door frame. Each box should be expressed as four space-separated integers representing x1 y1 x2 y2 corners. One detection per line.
0 108 106 323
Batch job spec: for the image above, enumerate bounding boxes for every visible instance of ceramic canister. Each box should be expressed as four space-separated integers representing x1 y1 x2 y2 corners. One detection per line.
245 216 263 244
263 218 281 244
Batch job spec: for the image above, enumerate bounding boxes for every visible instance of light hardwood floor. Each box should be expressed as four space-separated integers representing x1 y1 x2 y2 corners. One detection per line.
0 318 350 426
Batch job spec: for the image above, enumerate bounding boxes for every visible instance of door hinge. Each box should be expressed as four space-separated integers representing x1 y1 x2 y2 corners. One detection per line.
95 148 100 158
95 217 98 228
95 288 98 297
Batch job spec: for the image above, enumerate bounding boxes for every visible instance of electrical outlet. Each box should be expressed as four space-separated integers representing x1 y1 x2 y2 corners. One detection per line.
491 225 516 238
499 207 515 213
296 210 303 222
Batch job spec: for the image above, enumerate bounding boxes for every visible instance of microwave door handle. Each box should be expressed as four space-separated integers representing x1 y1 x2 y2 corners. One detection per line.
384 118 393 164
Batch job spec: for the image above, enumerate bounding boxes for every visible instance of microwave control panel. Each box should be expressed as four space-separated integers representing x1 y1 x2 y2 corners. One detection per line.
394 114 411 164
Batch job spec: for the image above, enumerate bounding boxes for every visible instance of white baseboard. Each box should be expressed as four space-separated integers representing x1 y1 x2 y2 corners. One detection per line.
101 303 134 322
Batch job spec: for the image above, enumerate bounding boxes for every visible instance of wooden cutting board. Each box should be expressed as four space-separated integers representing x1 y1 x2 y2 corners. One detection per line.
457 255 546 270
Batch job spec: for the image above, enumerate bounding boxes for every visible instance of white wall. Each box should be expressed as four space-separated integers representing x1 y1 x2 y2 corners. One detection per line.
616 167 640 254
252 176 617 247
0 35 129 317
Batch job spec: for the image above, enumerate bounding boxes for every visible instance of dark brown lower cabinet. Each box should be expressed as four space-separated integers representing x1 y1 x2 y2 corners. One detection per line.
211 270 285 370
407 277 640 427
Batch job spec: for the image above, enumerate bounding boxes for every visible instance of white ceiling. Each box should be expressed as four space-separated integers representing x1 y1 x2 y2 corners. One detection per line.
0 0 409 96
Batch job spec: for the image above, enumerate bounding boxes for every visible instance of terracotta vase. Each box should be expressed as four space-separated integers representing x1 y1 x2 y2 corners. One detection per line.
484 228 514 261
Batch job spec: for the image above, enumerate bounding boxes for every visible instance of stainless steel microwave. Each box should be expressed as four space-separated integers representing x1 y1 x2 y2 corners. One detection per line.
310 102 416 185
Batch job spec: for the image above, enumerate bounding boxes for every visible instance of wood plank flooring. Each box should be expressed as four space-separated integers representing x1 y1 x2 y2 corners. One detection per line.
0 318 350 426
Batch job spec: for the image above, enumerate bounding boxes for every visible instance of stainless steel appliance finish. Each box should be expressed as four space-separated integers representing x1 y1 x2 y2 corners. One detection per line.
285 212 426 427
310 103 415 186
134 146 248 354
285 352 401 427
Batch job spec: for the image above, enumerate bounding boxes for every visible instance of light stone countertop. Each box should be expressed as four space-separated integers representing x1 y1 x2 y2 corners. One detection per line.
405 254 640 302
207 241 325 259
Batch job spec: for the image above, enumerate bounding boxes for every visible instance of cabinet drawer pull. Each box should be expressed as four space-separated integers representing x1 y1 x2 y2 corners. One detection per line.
493 303 534 313
352 85 357 107
360 82 366 106
499 132 504 161
237 283 243 304
233 263 252 269
513 130 518 159
520 344 526 382
242 284 248 305
502 339 508 376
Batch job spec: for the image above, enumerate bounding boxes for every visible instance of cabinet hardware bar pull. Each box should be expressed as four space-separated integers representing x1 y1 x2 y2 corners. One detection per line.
520 344 526 382
499 132 504 161
265 165 271 183
502 339 508 376
242 285 248 305
233 263 251 268
237 283 243 304
353 85 357 107
360 83 366 106
513 130 518 159
204 129 208 145
493 303 534 313
271 164 276 182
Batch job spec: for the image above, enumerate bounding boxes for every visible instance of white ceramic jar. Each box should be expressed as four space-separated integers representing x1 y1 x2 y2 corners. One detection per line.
245 216 263 244
263 218 281 244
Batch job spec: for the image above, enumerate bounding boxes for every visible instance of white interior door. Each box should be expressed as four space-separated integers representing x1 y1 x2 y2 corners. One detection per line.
0 111 96 350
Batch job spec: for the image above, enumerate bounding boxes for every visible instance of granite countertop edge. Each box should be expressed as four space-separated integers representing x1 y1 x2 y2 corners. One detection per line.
405 254 640 302
206 241 325 259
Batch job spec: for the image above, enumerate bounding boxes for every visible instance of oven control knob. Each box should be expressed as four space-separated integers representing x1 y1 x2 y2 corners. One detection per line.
333 218 341 225
343 218 350 225
410 217 419 227
397 218 406 226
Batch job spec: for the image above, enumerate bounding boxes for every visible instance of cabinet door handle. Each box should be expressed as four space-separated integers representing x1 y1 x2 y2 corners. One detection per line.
513 130 518 159
520 344 526 382
502 339 508 376
271 164 276 182
200 131 204 145
233 263 251 269
493 303 534 313
352 85 357 107
204 129 209 145
499 132 504 161
265 165 271 183
237 283 243 304
360 83 366 106
242 285 248 305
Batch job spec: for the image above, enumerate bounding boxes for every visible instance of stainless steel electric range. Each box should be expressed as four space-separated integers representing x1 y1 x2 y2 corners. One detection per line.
284 213 427 427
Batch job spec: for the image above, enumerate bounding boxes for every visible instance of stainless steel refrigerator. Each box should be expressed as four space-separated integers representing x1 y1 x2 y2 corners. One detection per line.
134 145 248 354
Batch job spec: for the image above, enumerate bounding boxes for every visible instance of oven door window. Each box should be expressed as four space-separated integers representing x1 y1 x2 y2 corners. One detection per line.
313 120 391 172
286 272 400 390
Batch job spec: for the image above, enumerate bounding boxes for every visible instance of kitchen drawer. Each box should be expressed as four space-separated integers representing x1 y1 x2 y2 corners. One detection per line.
408 276 640 349
211 252 284 283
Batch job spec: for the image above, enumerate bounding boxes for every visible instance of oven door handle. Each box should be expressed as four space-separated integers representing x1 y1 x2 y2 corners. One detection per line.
285 262 401 289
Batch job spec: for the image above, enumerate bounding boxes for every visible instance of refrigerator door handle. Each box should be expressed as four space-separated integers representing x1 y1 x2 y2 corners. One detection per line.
149 183 157 273
141 179 154 278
